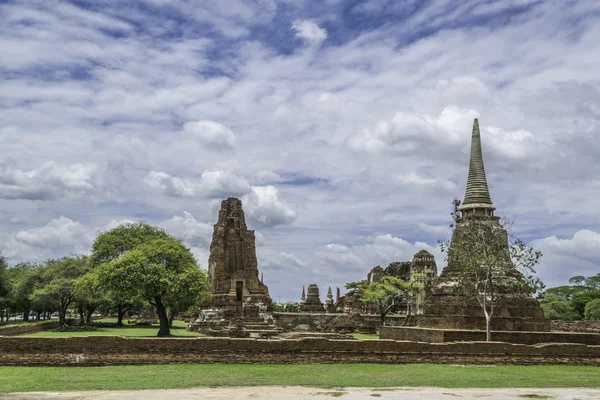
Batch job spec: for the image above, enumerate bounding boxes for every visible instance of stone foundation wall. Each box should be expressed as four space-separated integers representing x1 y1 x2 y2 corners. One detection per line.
0 336 599 366
0 322 58 336
380 326 600 345
273 312 404 331
551 320 600 333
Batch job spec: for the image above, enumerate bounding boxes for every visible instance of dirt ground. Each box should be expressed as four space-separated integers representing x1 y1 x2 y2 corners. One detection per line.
1 387 599 400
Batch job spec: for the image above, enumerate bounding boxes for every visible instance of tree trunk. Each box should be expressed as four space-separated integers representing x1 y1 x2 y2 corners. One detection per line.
36 312 40 321
85 308 94 325
167 307 173 328
78 305 85 325
23 308 30 322
59 300 70 326
485 315 491 342
155 297 170 337
380 312 386 327
117 307 126 327
403 304 413 326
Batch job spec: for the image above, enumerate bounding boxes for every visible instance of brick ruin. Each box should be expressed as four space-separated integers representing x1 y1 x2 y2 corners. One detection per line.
338 250 437 315
189 198 278 337
299 284 325 313
415 119 549 332
187 119 551 338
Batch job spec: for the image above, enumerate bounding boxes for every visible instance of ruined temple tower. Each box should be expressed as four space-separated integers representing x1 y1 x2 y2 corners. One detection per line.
417 119 549 331
207 197 272 318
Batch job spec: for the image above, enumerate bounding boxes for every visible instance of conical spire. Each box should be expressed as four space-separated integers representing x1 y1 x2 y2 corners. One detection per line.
300 285 306 302
459 118 495 215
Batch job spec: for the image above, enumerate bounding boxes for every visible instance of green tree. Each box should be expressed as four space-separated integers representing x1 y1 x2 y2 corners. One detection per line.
96 236 207 336
543 285 587 302
540 293 579 320
571 290 600 319
360 276 422 326
90 222 172 325
31 256 89 326
569 276 586 286
0 255 11 323
584 298 600 321
344 280 370 313
6 262 46 322
74 272 111 325
584 274 600 290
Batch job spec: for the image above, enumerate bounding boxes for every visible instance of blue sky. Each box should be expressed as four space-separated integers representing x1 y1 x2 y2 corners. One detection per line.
1 0 600 301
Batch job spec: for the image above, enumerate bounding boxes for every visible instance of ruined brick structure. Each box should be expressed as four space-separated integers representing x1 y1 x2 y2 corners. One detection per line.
416 119 549 331
206 197 272 318
299 284 325 313
325 286 336 313
341 251 437 315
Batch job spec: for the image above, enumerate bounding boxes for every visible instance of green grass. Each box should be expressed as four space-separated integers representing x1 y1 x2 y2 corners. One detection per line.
23 319 204 338
0 364 598 393
351 333 380 340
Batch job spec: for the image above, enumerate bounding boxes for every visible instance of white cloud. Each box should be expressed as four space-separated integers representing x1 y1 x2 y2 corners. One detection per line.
291 19 327 44
417 222 450 236
159 211 213 249
183 120 236 149
1 0 600 301
0 160 99 200
144 170 251 198
397 171 457 192
242 186 297 227
531 230 600 288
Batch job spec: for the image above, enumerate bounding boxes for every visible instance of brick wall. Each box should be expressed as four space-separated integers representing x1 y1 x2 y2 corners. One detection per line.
0 322 58 336
273 312 404 331
552 320 600 333
380 326 600 345
1 336 599 366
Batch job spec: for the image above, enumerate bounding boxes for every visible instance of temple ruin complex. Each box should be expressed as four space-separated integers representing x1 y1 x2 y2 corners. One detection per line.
416 119 549 331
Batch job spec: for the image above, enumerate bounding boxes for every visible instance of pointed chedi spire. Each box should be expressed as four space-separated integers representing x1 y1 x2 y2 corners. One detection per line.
459 118 496 216
300 285 306 303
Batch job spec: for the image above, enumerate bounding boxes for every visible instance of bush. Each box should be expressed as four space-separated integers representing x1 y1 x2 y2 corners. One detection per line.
540 294 579 320
584 298 600 321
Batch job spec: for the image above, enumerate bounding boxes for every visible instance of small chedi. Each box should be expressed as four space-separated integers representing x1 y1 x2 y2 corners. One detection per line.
325 286 336 313
189 197 277 336
299 284 325 313
416 119 549 331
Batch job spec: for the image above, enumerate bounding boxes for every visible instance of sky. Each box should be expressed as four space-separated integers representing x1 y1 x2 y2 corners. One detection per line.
1 0 599 302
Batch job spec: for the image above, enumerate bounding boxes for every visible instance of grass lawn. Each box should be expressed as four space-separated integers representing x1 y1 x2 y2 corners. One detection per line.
0 364 598 392
23 319 204 338
352 333 380 340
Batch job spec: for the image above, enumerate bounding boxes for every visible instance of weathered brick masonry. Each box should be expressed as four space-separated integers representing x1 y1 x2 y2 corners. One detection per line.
1 336 599 366
0 322 58 336
380 326 600 345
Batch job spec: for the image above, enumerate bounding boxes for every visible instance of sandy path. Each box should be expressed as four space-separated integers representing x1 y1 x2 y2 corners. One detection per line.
2 387 599 400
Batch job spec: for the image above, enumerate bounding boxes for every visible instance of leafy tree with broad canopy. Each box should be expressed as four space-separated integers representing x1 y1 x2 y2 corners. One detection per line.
347 276 422 326
92 223 207 336
31 256 90 326
540 293 579 320
584 298 600 321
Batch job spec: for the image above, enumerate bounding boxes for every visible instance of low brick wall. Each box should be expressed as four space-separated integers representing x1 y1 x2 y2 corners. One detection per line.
0 336 599 366
552 320 600 333
0 321 58 336
380 326 600 345
273 312 404 331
